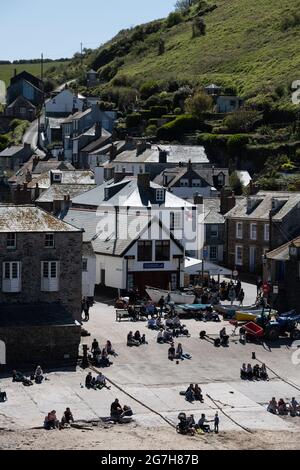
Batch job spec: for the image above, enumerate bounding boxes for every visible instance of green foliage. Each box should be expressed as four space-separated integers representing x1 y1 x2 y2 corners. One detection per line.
157 114 205 140
145 124 158 137
227 134 250 155
166 12 183 28
0 134 9 152
224 109 261 133
185 91 213 117
174 107 182 115
126 113 142 128
229 172 243 195
140 80 162 99
149 106 168 118
280 12 300 31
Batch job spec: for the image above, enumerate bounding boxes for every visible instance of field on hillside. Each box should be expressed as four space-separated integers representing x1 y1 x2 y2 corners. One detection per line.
0 62 69 87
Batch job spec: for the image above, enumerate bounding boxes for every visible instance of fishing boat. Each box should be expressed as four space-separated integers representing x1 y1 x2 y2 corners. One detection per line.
146 286 195 305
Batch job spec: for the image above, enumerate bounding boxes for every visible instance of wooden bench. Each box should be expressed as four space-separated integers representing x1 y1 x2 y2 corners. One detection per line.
116 309 130 322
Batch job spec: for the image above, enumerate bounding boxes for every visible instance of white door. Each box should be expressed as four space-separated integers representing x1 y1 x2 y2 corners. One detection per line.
249 246 256 273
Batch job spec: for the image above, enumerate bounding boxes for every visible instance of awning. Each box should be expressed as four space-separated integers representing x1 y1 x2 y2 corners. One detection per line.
184 257 232 276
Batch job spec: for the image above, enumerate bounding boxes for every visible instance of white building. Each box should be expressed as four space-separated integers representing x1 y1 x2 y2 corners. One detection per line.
45 89 84 115
82 242 96 298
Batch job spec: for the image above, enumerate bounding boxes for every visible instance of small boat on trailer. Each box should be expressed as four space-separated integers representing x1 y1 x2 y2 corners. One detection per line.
146 286 195 305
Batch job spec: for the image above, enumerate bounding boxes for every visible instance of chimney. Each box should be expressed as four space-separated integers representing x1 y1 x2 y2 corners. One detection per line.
136 141 147 156
114 173 126 184
34 182 39 201
32 155 40 170
158 149 168 164
109 143 117 162
14 68 17 77
94 165 104 185
137 173 151 189
194 193 203 205
188 159 192 171
25 169 32 183
220 187 236 215
95 121 102 138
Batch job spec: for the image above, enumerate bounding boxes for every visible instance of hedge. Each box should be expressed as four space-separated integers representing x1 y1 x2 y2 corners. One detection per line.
149 106 169 118
157 115 210 140
126 113 142 128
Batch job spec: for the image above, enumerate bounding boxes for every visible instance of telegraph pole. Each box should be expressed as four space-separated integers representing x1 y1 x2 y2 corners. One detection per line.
80 42 83 69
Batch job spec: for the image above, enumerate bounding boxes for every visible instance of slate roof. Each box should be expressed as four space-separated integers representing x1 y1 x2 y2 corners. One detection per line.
266 235 300 261
61 108 91 124
203 198 225 224
0 146 24 158
112 145 209 164
6 95 36 110
27 170 95 189
80 128 112 152
225 191 300 222
36 184 96 203
154 167 228 188
0 205 82 232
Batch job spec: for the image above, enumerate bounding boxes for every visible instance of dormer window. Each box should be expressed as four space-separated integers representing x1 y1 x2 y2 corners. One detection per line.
53 173 62 183
104 188 110 200
156 189 165 202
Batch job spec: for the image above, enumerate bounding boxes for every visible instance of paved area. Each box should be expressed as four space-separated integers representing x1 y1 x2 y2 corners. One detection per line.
1 280 300 435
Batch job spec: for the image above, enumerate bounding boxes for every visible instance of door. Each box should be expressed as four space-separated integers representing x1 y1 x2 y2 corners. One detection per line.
0 340 6 365
249 246 256 273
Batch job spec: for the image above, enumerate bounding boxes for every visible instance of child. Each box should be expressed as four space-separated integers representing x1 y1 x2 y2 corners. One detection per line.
214 412 220 434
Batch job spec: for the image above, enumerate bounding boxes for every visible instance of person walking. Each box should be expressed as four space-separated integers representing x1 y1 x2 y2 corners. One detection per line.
82 297 90 322
214 412 220 434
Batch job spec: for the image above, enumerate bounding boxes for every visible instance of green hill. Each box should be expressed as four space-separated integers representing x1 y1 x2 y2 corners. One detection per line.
55 0 300 100
0 61 69 87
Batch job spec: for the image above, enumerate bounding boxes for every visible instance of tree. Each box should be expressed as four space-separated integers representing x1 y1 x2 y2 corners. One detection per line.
224 109 261 133
192 17 206 37
229 172 243 195
174 0 196 12
185 91 213 118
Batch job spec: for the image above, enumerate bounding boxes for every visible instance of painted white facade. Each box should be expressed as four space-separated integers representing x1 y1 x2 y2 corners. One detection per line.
96 255 124 289
114 162 146 176
82 252 96 298
45 89 84 115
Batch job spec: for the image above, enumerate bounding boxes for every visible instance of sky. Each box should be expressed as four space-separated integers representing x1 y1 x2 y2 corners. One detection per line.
1 0 175 61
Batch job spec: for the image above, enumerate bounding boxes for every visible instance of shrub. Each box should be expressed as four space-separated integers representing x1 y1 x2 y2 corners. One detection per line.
149 106 168 118
111 75 132 87
140 80 161 99
145 125 157 137
157 114 206 140
227 134 250 155
126 113 142 128
224 109 261 133
174 107 182 115
140 109 151 119
148 118 159 126
185 91 213 117
166 12 183 28
0 134 9 152
229 172 243 195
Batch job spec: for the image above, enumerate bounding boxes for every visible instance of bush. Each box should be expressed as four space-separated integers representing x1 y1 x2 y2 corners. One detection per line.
166 12 183 28
157 114 207 140
111 75 132 87
197 133 229 146
185 91 213 118
149 106 168 118
145 125 157 137
140 80 161 99
224 109 261 133
140 109 151 119
0 134 9 152
229 171 243 195
126 113 142 128
174 107 182 115
227 134 250 155
148 118 159 126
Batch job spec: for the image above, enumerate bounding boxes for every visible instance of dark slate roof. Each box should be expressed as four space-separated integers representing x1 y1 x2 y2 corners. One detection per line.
0 146 24 158
154 167 229 189
6 95 36 110
80 129 112 153
0 303 77 327
36 183 96 203
32 161 74 175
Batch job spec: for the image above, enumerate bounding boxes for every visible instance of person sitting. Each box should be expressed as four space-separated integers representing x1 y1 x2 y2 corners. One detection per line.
121 405 133 418
12 370 25 383
220 327 229 346
165 317 174 329
156 316 163 329
163 328 173 343
44 410 59 430
253 364 261 380
0 390 7 402
278 398 288 415
148 317 157 330
34 365 44 384
187 414 195 428
193 384 204 402
173 315 181 328
267 397 278 414
127 331 140 347
99 349 111 368
246 364 253 381
141 334 147 345
134 331 142 344
260 363 269 381
146 302 156 317
240 363 247 380
185 384 195 402
290 397 300 417
61 408 74 427
128 305 138 322
105 340 117 357
197 414 211 433
96 372 111 390
175 343 184 360
85 372 96 389
157 329 164 344
110 399 123 422
168 343 176 361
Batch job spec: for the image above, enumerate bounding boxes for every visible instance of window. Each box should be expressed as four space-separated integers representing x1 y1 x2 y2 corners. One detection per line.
235 246 243 266
53 173 62 182
192 179 201 187
210 246 218 261
41 261 59 292
45 234 54 248
155 240 170 261
82 258 88 272
236 222 243 239
170 212 182 230
2 261 21 292
180 179 189 187
250 223 257 241
137 241 152 262
156 189 165 202
6 233 16 249
217 173 225 185
264 224 270 242
210 225 218 238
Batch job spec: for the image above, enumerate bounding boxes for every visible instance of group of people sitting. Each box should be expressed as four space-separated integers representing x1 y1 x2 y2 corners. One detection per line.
240 363 269 381
85 371 111 390
12 365 45 386
167 342 191 361
91 339 116 368
155 316 190 344
213 328 229 347
44 408 74 430
268 397 300 416
194 307 221 323
177 412 219 435
127 331 147 347
110 398 133 423
184 384 204 403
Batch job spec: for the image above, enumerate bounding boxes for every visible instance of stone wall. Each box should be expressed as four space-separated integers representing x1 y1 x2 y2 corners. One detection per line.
0 324 81 368
0 231 82 321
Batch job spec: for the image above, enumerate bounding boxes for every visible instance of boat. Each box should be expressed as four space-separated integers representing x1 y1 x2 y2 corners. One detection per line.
146 286 195 305
234 311 262 322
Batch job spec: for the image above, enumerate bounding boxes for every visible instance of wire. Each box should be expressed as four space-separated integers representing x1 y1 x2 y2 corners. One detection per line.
206 394 253 434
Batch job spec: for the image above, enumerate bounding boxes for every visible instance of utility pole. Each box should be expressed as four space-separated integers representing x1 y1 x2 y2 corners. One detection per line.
41 52 44 81
80 42 83 69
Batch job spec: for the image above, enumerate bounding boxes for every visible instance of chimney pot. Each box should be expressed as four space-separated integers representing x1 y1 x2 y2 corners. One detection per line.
137 173 151 189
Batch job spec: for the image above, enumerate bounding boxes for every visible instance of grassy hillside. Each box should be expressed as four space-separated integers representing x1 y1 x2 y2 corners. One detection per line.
60 0 300 99
0 61 69 87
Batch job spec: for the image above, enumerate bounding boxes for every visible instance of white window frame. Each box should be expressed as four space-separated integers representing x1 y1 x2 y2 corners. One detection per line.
250 223 257 241
235 245 243 266
41 261 59 292
2 261 21 292
156 189 165 202
53 173 62 182
6 233 16 249
264 223 270 242
236 222 243 239
170 211 182 230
